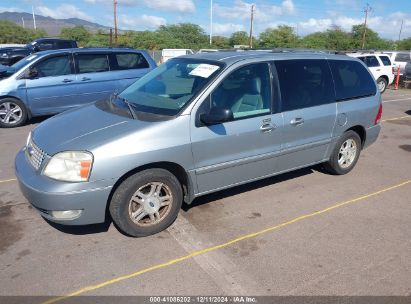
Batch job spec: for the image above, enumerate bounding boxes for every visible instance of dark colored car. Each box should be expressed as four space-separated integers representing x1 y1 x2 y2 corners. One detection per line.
405 61 411 80
0 38 78 66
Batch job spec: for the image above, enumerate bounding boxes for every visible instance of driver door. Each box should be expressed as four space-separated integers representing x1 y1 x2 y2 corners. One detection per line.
190 62 283 195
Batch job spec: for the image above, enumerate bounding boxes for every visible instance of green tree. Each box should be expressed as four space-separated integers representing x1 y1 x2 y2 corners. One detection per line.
324 26 353 51
351 24 391 49
300 32 328 49
0 20 46 44
258 25 299 48
397 37 411 50
157 23 208 49
212 36 230 49
60 26 91 47
229 31 249 46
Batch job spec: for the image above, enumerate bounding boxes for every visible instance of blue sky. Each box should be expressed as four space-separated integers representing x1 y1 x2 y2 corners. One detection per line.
1 0 410 39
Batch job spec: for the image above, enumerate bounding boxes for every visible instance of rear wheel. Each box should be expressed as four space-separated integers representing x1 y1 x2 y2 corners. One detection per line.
0 98 28 128
109 169 183 237
377 77 388 93
324 130 361 175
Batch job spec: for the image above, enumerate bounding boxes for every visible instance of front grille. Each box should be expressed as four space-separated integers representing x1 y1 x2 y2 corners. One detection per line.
26 139 46 170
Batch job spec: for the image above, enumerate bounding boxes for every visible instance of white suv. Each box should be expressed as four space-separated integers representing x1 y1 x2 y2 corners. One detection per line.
347 53 395 93
382 51 411 76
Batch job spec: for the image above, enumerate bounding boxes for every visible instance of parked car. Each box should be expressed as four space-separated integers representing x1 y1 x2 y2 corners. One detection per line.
405 61 411 80
382 51 411 75
161 49 194 62
0 38 78 66
15 51 382 237
0 48 156 127
347 52 394 93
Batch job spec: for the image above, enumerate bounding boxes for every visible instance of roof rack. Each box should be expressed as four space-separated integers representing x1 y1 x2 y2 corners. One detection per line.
242 48 346 55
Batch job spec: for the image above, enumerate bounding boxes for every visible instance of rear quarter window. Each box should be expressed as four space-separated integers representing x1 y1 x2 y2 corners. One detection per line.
329 60 376 101
379 56 392 66
114 52 149 70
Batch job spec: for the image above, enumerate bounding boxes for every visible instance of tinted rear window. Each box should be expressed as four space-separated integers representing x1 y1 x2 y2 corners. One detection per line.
329 60 376 101
395 53 411 62
114 52 149 70
76 53 109 73
379 56 392 66
275 59 335 111
358 56 380 67
58 41 74 48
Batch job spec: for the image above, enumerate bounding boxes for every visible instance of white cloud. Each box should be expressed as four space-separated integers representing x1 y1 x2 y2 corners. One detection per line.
143 0 195 13
37 4 94 21
119 14 166 30
214 0 295 23
83 0 194 13
212 23 245 35
0 7 20 13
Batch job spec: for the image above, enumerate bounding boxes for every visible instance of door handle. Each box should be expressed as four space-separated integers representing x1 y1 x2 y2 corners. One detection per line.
260 123 275 133
81 77 91 81
290 117 304 126
376 69 381 71
62 79 73 83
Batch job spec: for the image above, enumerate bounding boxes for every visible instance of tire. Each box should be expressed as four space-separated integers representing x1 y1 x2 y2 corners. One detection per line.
0 98 28 128
109 168 183 237
377 77 388 93
324 130 361 175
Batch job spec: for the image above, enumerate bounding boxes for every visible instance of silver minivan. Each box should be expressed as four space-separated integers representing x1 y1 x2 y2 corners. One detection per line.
15 52 382 237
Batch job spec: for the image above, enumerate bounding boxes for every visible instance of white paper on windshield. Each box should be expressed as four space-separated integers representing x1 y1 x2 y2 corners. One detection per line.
189 64 220 78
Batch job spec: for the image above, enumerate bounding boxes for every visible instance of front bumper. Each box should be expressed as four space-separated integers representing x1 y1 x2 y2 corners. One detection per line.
15 149 114 225
363 124 381 149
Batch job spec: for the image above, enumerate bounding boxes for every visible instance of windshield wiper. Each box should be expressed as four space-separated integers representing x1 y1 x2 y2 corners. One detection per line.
118 96 137 119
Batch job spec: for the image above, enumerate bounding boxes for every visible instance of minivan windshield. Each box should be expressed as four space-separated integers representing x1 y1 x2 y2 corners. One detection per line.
12 54 38 71
119 58 224 116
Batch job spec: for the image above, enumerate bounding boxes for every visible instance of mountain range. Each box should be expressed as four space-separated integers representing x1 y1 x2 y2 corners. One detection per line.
0 11 111 36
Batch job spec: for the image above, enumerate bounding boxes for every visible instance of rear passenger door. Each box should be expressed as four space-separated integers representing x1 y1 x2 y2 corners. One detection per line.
357 56 381 80
274 59 337 171
110 52 153 92
73 52 117 105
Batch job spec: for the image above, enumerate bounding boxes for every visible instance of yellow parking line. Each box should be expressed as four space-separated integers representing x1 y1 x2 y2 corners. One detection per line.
382 115 411 122
0 178 17 184
41 179 411 304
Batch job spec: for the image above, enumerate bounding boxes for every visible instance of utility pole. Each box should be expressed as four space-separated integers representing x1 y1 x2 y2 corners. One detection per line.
113 0 118 46
361 3 371 49
398 19 404 41
249 4 255 48
32 5 36 30
210 0 213 46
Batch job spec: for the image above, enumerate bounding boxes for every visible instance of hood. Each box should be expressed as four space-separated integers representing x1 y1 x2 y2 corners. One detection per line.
0 65 16 80
32 102 154 155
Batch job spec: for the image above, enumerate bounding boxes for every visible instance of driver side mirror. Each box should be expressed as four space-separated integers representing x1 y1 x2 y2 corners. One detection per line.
25 67 39 79
200 107 234 125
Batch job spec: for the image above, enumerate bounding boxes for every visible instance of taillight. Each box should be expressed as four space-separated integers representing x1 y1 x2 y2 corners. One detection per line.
375 103 382 125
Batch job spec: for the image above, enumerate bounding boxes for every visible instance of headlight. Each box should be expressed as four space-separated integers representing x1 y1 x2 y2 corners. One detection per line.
43 151 93 182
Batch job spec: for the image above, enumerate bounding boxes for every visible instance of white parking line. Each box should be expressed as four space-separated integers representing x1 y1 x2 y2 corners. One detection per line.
382 97 411 103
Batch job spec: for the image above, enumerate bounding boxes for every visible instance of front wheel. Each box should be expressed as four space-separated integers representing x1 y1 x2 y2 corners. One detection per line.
109 169 183 237
324 131 361 175
377 77 388 93
0 98 28 128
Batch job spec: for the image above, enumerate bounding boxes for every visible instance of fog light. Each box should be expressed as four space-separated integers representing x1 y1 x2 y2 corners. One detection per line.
50 210 82 220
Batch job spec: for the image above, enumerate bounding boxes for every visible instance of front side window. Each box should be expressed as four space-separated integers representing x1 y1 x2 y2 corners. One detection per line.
119 58 223 116
33 55 72 77
115 53 149 70
329 60 376 101
76 53 109 73
275 59 334 112
208 63 272 119
379 56 392 66
37 42 54 51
